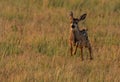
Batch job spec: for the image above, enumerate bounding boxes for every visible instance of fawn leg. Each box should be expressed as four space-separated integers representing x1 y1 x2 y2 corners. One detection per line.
80 47 84 60
73 43 78 55
70 43 73 56
88 46 93 60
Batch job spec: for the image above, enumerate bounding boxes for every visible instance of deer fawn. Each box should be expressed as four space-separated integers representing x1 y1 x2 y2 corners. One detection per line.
69 11 93 60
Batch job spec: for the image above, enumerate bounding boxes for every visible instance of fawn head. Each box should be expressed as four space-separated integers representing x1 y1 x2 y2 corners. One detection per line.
69 11 87 31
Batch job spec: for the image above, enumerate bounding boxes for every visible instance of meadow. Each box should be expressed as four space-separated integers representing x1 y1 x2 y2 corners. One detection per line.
0 0 120 82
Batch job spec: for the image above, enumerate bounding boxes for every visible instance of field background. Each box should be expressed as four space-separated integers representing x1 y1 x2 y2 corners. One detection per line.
0 0 120 82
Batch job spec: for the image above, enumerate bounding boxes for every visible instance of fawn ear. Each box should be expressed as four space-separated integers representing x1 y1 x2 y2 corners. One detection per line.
79 13 87 21
69 11 73 20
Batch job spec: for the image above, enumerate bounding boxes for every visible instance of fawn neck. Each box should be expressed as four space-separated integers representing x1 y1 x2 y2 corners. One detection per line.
71 26 80 41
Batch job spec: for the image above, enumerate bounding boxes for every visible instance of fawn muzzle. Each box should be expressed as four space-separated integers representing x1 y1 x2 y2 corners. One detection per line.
72 25 75 28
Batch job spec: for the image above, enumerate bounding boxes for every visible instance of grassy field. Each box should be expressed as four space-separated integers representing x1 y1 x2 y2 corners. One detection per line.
0 0 120 82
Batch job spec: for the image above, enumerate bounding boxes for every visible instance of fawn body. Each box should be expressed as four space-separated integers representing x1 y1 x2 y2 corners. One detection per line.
69 11 93 60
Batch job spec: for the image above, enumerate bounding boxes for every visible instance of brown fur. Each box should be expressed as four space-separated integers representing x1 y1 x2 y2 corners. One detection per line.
69 11 93 60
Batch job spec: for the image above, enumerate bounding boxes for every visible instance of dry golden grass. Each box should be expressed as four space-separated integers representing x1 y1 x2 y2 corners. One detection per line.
0 0 120 82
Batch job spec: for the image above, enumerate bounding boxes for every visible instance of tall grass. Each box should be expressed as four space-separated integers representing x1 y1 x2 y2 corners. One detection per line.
0 0 120 82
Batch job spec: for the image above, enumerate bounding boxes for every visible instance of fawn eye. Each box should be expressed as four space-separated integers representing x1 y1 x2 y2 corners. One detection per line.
75 22 78 24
